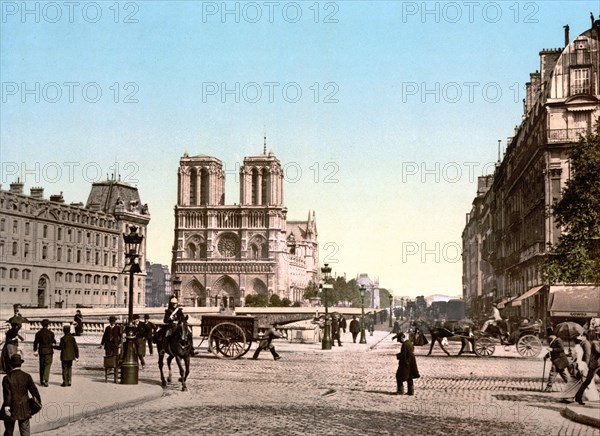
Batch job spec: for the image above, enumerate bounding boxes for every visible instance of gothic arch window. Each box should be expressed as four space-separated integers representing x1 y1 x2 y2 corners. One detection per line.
200 168 209 205
261 168 269 205
251 169 259 205
187 242 197 259
189 168 197 206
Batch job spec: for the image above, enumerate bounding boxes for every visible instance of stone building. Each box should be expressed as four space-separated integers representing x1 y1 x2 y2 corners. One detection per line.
171 147 318 307
144 261 171 307
356 273 380 308
462 21 600 326
0 177 150 309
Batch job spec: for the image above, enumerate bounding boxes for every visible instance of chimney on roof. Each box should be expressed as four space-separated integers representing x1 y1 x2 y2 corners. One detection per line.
49 192 65 203
30 187 44 199
9 179 24 195
564 25 569 47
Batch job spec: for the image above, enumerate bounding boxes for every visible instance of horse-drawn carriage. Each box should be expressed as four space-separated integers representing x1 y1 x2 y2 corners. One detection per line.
472 319 543 358
412 317 543 358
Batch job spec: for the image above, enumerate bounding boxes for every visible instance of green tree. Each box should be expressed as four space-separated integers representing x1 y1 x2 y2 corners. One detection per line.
245 293 268 307
303 280 319 300
269 294 282 307
546 123 600 284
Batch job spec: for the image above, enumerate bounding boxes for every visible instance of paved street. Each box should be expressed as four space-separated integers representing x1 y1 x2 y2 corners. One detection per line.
28 328 598 436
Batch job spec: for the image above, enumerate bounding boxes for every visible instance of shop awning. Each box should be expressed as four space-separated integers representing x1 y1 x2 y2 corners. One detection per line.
511 286 545 307
548 285 600 317
496 297 511 309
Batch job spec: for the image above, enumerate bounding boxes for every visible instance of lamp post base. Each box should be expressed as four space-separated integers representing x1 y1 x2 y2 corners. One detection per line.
322 317 332 350
121 324 139 385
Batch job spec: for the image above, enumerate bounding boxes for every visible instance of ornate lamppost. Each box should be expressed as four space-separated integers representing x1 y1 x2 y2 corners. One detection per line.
321 264 332 350
172 276 182 301
359 285 367 344
388 293 393 328
121 225 143 385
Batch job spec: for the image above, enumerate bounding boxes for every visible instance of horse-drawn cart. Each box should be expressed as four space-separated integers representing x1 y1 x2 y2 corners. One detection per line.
198 314 259 360
473 320 543 358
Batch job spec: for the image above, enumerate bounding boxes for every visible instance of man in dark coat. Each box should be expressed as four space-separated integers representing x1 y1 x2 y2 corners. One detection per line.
73 310 84 336
331 316 342 346
133 315 146 369
55 325 79 387
544 335 571 392
100 316 122 357
33 319 56 387
349 316 361 343
2 354 41 436
143 314 156 355
339 316 347 334
396 332 420 395
252 324 284 360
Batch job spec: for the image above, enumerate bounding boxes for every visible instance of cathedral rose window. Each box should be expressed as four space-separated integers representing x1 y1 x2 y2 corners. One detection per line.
218 234 239 257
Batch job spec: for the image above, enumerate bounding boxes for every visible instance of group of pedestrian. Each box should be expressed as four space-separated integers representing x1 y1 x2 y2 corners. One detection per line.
33 319 79 388
100 314 157 368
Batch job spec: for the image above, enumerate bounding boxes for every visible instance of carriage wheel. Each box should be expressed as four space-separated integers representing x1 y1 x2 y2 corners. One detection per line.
516 334 542 358
474 337 495 357
208 322 247 360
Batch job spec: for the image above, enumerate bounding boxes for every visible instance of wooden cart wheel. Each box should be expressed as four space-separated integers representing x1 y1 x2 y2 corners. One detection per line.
474 337 495 357
208 322 247 360
516 334 542 358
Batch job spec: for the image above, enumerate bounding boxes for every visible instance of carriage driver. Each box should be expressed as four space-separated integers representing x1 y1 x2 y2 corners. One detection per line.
480 303 509 342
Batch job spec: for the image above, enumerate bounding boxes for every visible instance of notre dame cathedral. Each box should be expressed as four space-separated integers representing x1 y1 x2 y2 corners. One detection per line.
171 145 318 307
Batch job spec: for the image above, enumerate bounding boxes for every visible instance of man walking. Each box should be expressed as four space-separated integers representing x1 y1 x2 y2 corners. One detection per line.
544 335 571 392
1 354 41 436
33 319 56 387
143 314 156 356
55 325 79 387
396 332 420 395
252 324 284 360
349 316 360 343
574 337 600 405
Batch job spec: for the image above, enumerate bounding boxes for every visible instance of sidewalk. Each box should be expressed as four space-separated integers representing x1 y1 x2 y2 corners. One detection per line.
563 404 600 429
29 373 163 433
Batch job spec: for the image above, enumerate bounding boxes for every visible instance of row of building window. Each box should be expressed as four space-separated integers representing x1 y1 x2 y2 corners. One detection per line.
0 218 118 247
0 241 118 266
1 287 29 293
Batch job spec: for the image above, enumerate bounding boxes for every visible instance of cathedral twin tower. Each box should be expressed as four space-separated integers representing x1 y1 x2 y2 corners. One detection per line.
171 148 318 308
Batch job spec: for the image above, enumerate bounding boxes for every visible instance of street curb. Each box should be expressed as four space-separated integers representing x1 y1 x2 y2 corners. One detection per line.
562 406 600 429
31 386 164 433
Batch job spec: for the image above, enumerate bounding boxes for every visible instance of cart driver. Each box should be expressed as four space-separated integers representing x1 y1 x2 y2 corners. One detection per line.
480 303 509 342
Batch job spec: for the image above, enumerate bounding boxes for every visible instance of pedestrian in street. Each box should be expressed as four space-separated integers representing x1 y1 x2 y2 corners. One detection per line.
33 319 56 387
7 304 27 325
331 315 342 346
73 310 84 337
55 325 79 387
100 316 122 357
1 323 24 373
349 316 360 343
574 336 600 405
133 315 146 369
544 335 571 392
143 314 156 356
339 316 347 334
396 332 420 396
1 354 42 436
252 324 284 360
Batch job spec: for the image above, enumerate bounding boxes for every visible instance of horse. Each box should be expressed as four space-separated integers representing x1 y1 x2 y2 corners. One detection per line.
156 318 193 391
412 318 475 356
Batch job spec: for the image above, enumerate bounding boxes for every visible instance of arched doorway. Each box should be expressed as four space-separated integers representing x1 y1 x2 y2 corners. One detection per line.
186 279 207 307
212 276 240 308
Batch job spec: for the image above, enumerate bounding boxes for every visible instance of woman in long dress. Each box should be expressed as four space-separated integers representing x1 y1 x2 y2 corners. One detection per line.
0 322 24 373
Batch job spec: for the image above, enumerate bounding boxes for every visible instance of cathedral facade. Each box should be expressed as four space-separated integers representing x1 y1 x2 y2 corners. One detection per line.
171 149 318 307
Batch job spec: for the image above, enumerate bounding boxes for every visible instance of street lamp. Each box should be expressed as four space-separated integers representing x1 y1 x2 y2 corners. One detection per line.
359 285 367 344
121 225 143 385
321 264 332 350
172 276 182 301
388 293 393 328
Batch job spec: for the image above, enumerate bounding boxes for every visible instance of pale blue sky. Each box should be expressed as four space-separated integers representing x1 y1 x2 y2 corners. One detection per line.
1 1 595 297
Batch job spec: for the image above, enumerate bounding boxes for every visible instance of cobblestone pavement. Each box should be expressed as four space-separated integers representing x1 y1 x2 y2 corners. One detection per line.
39 332 598 436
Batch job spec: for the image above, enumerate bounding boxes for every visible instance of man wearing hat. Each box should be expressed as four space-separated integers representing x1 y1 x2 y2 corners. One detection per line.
1 354 41 436
544 334 571 392
55 325 79 387
396 332 420 395
100 316 122 357
133 315 146 369
33 319 56 387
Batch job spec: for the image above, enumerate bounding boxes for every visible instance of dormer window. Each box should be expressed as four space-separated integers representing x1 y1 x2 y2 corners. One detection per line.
571 68 590 95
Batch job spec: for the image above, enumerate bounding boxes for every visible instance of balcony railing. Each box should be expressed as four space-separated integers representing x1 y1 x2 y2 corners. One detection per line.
547 128 588 144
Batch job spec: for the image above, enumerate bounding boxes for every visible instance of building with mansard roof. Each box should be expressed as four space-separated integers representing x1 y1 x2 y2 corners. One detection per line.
171 146 318 307
0 177 150 309
462 21 600 328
